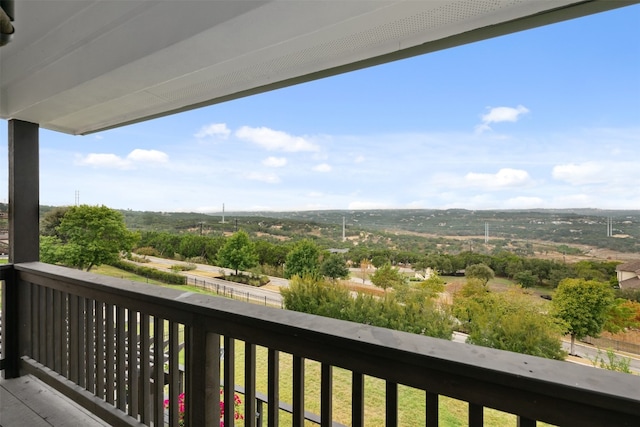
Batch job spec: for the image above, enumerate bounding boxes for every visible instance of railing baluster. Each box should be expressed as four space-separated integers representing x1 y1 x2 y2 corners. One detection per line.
224 337 236 427
53 289 62 374
80 298 87 386
38 285 46 364
140 314 151 424
386 381 398 427
86 298 95 394
293 355 305 426
245 342 257 427
45 287 54 369
17 279 33 373
128 309 140 418
106 303 115 405
169 321 180 426
77 296 86 389
69 294 79 383
153 316 164 425
95 301 105 400
469 403 483 427
426 392 438 427
77 297 87 388
321 363 332 427
60 292 69 379
268 349 279 427
352 372 364 427
31 283 39 361
116 306 126 411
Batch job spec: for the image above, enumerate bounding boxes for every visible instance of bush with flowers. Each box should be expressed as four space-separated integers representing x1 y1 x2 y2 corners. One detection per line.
163 388 243 426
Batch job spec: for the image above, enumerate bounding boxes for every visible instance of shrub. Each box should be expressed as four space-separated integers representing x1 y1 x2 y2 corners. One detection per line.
135 246 159 256
111 259 186 285
170 263 197 272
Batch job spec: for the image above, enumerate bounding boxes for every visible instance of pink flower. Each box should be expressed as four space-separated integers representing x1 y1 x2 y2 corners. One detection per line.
164 389 243 426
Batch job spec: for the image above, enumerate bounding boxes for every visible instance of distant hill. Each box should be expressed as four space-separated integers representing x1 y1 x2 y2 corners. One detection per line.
226 209 639 252
24 204 640 255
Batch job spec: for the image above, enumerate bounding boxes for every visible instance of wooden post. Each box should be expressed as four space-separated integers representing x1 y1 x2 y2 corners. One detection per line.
9 119 39 263
2 120 39 378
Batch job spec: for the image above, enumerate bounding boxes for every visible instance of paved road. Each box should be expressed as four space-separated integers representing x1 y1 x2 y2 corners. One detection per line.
561 339 640 374
129 255 285 305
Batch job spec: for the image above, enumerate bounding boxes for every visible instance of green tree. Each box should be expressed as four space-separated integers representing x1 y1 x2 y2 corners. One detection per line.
40 206 70 237
216 230 258 275
604 298 640 334
454 285 565 360
551 278 615 355
46 205 138 271
465 263 495 284
513 270 538 288
370 263 406 292
320 253 350 281
178 234 208 259
254 240 289 267
284 239 321 279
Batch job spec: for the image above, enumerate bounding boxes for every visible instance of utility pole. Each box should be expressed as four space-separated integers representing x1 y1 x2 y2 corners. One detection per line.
484 222 489 244
342 216 346 242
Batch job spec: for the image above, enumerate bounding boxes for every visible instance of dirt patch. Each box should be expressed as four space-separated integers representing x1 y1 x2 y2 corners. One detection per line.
189 270 224 279
342 280 385 297
261 283 283 292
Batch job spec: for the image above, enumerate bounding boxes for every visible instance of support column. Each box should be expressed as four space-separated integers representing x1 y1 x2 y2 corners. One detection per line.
9 119 39 263
2 119 39 378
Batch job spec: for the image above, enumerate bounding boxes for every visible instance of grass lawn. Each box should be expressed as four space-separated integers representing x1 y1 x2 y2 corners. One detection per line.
228 343 530 427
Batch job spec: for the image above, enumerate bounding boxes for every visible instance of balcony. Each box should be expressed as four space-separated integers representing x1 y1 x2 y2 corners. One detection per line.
2 2 640 426
1 261 638 427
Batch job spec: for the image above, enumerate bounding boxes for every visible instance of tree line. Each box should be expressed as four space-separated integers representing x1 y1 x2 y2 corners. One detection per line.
40 206 622 291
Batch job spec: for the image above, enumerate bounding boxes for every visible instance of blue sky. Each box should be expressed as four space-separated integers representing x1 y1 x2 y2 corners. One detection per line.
2 5 639 213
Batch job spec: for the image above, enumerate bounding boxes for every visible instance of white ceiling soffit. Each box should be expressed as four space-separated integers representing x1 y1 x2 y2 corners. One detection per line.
0 0 637 135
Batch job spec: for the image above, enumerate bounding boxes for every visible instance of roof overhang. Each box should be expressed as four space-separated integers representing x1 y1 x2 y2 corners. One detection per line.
1 0 638 135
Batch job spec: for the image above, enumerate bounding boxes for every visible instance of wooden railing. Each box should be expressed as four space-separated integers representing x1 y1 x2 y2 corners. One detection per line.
1 262 639 426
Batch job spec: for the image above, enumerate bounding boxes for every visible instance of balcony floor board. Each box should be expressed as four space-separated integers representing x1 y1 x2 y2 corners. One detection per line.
0 375 110 427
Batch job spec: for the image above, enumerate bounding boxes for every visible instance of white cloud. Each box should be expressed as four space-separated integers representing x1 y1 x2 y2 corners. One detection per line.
354 155 365 163
552 162 605 185
313 163 332 172
77 153 130 169
465 168 532 189
262 156 287 167
246 172 281 184
77 149 169 169
475 105 529 133
195 123 231 139
127 149 168 163
235 126 319 152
